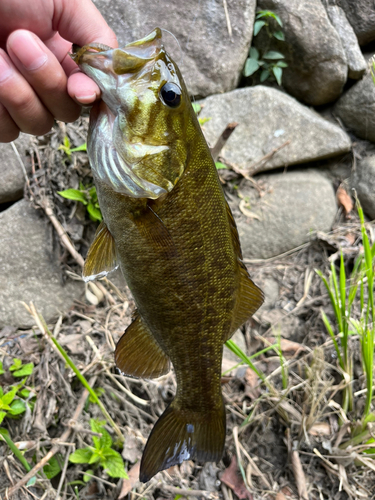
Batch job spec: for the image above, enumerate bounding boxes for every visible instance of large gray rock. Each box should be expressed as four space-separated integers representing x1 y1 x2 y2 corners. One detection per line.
200 87 351 173
92 0 256 97
334 70 375 142
0 200 84 328
255 0 347 105
327 6 367 80
0 134 31 204
351 156 375 219
338 0 375 46
231 170 337 260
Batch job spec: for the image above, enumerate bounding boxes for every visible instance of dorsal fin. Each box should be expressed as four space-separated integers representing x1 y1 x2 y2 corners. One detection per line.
226 263 264 339
225 199 243 259
224 200 264 339
83 221 118 282
115 312 170 379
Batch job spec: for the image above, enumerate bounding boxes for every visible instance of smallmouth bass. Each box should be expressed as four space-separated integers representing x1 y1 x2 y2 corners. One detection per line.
72 28 264 482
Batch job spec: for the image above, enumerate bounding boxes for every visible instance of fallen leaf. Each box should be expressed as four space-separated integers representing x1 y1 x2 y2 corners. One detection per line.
221 455 253 500
309 422 331 436
336 185 353 217
244 367 261 399
118 462 140 499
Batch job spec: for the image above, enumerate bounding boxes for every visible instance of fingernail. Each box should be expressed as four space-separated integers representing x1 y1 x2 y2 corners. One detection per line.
0 51 12 83
9 31 48 71
74 93 97 104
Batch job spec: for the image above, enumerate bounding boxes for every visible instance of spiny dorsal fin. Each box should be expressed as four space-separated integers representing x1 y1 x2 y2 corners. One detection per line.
226 263 264 339
225 199 242 259
115 312 170 379
83 221 118 282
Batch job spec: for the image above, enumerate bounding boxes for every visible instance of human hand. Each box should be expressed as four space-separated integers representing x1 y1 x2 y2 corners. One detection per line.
0 0 117 142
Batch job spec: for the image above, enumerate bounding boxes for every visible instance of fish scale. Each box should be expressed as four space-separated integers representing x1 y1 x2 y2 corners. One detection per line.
72 27 264 482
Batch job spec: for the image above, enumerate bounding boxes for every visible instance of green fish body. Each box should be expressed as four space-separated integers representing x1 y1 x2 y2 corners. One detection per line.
72 29 263 482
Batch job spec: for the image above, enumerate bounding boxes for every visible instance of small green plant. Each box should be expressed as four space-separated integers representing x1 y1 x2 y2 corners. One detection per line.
0 384 27 424
58 183 102 222
244 10 287 85
58 136 87 161
9 358 34 377
316 200 375 424
69 419 128 479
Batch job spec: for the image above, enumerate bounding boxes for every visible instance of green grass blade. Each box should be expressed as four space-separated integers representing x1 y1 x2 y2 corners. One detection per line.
225 340 265 382
0 428 32 472
321 310 343 367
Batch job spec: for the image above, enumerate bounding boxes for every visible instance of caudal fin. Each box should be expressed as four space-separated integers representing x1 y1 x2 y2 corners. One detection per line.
139 399 226 482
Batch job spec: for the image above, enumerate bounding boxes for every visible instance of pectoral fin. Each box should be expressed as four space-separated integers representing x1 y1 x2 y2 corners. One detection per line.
83 221 118 282
115 313 170 379
134 204 178 259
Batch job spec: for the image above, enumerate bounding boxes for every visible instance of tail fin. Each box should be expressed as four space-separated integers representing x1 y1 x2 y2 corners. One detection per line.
139 399 226 483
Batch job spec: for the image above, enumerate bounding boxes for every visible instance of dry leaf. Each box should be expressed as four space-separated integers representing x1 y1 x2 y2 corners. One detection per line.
221 455 253 500
275 492 288 500
336 185 353 217
118 462 140 499
309 422 331 436
291 450 308 500
244 367 261 399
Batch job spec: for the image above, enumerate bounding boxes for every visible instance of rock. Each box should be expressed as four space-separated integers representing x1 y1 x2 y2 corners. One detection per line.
255 0 347 105
231 170 337 260
199 87 351 173
351 156 375 219
92 0 256 97
334 70 375 142
327 6 367 79
0 134 31 204
258 278 280 311
259 308 301 339
0 200 84 328
338 0 375 46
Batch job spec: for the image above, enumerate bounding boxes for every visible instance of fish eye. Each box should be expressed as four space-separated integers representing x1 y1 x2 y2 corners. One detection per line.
160 83 181 108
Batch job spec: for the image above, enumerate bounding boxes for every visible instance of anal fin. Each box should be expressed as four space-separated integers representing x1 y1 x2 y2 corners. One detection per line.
83 221 118 282
115 312 170 379
226 263 264 340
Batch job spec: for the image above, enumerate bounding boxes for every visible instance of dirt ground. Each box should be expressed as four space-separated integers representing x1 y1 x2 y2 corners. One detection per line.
0 120 374 500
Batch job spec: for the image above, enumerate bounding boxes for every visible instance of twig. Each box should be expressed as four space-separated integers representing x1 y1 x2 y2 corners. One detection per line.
7 376 97 497
161 484 213 499
55 444 72 499
85 335 149 407
11 142 30 191
42 197 85 267
244 140 291 176
290 450 309 500
222 0 233 40
211 122 238 161
24 302 124 441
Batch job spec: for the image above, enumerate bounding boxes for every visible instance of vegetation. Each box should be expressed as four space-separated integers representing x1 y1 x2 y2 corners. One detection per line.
243 10 287 85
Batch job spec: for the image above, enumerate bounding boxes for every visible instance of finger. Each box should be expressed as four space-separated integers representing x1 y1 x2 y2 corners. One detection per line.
67 71 100 104
0 102 19 143
6 30 81 123
0 48 54 136
54 0 118 48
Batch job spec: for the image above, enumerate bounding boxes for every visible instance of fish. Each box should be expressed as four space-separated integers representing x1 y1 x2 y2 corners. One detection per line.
71 28 264 483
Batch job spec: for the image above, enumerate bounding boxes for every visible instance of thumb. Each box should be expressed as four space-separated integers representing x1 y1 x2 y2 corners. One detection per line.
53 0 118 48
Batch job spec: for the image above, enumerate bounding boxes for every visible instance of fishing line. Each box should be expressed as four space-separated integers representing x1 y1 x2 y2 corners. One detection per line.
160 28 183 64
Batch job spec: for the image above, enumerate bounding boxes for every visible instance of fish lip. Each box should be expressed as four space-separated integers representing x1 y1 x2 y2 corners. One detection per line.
71 28 163 74
71 43 113 65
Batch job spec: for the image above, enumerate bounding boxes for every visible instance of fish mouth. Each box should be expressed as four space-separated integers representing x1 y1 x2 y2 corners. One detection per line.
71 28 163 76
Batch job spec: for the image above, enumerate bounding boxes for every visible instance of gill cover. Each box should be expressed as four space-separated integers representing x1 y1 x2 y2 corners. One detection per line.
72 28 188 199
